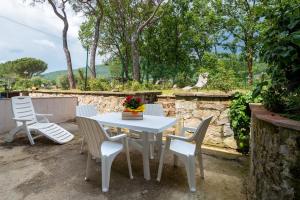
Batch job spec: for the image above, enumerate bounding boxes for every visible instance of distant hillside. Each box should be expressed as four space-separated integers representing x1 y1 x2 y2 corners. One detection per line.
42 64 111 80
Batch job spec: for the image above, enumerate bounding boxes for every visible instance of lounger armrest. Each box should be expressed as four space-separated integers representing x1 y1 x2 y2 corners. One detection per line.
167 134 190 142
12 118 32 122
35 113 53 116
109 134 127 142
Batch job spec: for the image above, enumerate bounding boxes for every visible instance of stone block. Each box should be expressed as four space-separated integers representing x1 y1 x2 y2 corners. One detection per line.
175 100 197 110
223 136 237 149
198 102 226 111
184 118 202 128
206 125 223 137
192 109 221 122
223 124 234 137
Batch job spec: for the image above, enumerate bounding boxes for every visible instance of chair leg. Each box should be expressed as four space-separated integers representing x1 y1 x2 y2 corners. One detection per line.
173 154 178 168
25 127 35 145
80 137 85 154
101 155 113 192
184 156 196 192
156 147 166 181
125 139 133 179
85 152 92 181
5 126 23 143
197 153 204 179
150 143 154 159
156 132 163 159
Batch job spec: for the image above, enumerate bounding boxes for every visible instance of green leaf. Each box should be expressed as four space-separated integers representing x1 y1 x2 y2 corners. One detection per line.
290 31 300 47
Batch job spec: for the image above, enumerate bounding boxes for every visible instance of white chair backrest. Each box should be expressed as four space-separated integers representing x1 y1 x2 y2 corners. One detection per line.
77 116 110 158
144 104 164 116
190 116 213 154
11 96 37 126
76 104 98 117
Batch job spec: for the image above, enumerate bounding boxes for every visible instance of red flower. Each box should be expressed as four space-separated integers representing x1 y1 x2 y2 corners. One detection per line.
136 97 142 103
126 96 133 102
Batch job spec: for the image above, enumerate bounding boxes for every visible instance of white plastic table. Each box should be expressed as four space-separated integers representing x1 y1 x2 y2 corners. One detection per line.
91 112 177 180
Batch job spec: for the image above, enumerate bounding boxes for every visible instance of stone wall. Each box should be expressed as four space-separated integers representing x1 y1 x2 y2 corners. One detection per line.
248 104 300 200
30 91 161 113
30 91 237 150
158 93 236 149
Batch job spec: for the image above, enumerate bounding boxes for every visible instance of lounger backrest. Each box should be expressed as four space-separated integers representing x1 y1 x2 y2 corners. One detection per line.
11 96 37 126
77 116 109 158
144 104 164 116
76 104 98 117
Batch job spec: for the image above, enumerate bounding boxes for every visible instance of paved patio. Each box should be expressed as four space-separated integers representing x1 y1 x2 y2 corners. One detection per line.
0 123 248 200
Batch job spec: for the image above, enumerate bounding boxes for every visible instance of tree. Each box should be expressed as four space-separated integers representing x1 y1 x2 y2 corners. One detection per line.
0 58 47 78
75 0 104 78
115 0 164 81
220 0 262 85
31 0 76 88
48 0 76 88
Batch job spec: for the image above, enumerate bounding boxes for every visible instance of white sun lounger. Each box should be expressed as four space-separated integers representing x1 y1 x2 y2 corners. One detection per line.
5 96 74 145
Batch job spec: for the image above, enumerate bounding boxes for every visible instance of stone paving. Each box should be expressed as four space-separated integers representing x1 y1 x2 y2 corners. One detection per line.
0 123 248 200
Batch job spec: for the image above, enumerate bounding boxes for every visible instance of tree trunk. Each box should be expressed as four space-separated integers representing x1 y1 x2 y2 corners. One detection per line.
247 47 254 85
131 34 140 82
62 20 76 89
89 15 101 78
124 45 130 80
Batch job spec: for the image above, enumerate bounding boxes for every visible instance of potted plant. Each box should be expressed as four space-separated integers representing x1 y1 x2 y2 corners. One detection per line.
122 96 145 120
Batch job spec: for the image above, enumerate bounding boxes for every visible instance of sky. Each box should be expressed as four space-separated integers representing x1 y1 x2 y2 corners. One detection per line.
0 0 102 73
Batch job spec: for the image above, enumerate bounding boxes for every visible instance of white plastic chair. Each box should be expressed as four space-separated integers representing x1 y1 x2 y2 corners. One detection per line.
77 116 133 192
157 116 213 192
130 104 164 159
5 96 74 145
76 104 106 153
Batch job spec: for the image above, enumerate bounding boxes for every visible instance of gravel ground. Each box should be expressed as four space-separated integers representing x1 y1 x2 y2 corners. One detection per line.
0 123 248 200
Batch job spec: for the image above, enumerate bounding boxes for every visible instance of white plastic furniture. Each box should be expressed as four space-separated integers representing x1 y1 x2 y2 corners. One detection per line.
91 112 176 180
5 96 74 145
76 104 110 153
77 116 133 192
130 104 165 159
157 116 213 192
182 72 209 91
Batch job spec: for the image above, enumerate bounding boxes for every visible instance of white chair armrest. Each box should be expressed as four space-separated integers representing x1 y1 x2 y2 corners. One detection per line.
109 134 127 142
35 113 53 116
12 117 32 122
167 134 190 142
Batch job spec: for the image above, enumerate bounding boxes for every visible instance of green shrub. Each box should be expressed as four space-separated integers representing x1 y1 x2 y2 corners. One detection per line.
31 77 51 88
58 75 69 90
13 79 33 90
229 92 262 154
131 81 144 91
198 55 242 92
175 72 193 88
260 1 300 120
89 77 111 91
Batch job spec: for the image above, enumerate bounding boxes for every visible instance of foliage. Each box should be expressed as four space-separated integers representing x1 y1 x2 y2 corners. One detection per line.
229 92 262 154
198 53 243 92
0 57 47 78
58 75 70 90
260 0 300 119
89 77 111 91
13 79 33 90
31 77 51 88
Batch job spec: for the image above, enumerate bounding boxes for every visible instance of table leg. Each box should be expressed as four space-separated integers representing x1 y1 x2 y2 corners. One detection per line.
142 132 151 180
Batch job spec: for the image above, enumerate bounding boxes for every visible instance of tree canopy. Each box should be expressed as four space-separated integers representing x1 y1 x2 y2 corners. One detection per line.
0 57 47 78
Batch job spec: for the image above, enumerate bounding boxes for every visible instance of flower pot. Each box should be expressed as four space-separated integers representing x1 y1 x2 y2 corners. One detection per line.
122 111 143 120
